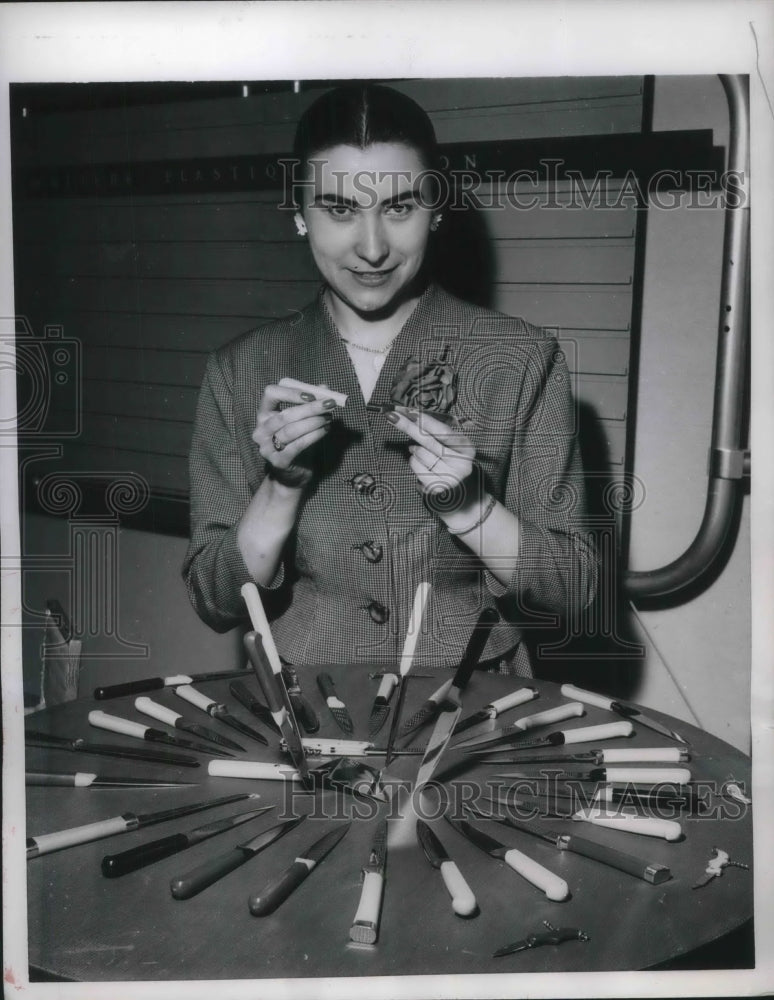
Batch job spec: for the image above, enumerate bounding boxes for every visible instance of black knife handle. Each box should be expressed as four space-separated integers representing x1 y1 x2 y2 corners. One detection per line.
564 834 672 883
94 678 165 700
170 846 251 899
102 833 190 878
290 694 320 734
317 673 337 700
229 681 280 732
248 861 310 916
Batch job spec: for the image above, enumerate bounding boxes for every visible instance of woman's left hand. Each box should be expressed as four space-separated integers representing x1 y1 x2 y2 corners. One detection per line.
385 406 476 494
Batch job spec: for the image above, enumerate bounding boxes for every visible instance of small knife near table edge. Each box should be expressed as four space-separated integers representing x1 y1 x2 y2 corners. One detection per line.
101 805 275 877
134 696 245 753
87 709 233 757
94 669 251 700
466 806 672 884
473 747 691 765
25 770 196 789
170 815 305 899
248 822 351 916
561 683 689 744
174 685 269 746
416 819 477 917
495 766 692 786
350 818 388 944
26 791 258 858
317 672 354 734
444 813 570 901
242 631 311 789
25 730 201 768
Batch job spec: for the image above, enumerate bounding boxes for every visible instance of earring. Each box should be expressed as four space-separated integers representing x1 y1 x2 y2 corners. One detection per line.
430 213 443 232
294 214 308 237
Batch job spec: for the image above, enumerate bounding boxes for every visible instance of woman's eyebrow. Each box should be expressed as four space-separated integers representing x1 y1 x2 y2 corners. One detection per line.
311 187 424 209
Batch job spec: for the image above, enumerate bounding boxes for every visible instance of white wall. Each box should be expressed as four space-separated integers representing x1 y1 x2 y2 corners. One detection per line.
626 76 750 752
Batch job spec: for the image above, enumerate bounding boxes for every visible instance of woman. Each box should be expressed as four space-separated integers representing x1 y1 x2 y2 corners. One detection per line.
183 83 596 676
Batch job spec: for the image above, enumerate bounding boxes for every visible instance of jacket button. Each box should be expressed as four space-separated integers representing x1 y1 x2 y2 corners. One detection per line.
366 601 389 624
354 541 383 563
349 473 376 496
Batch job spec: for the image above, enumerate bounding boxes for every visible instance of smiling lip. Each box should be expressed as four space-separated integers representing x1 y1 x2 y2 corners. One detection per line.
349 268 396 286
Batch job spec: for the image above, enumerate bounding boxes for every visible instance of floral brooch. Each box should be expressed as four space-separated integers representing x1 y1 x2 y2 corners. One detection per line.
389 347 457 417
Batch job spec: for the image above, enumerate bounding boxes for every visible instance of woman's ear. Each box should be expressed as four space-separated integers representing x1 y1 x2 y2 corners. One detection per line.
294 212 308 237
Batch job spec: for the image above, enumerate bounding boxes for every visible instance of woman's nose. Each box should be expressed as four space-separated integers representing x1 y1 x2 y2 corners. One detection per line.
354 216 389 266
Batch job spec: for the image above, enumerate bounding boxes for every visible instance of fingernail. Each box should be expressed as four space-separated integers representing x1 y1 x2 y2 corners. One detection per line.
384 411 399 424
404 410 419 423
300 392 315 402
323 398 337 410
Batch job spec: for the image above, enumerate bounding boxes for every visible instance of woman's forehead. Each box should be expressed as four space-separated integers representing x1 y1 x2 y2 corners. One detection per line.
302 142 432 201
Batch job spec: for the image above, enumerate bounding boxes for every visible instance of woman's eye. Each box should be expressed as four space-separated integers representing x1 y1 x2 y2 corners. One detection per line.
326 205 355 219
385 203 413 217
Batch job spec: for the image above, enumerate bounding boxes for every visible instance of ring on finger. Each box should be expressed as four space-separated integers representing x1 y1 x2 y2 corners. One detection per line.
429 456 442 472
272 432 285 453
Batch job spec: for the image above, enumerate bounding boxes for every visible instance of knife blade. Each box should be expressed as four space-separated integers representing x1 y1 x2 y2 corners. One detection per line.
87 709 233 756
414 608 498 794
293 737 425 757
453 686 539 739
25 729 201 768
350 818 388 943
243 630 311 789
367 673 399 737
27 791 257 858
398 677 455 739
134 696 244 753
444 814 569 901
174 685 269 746
282 664 320 734
465 806 672 884
317 673 354 734
452 702 586 751
495 766 692 785
25 770 196 789
416 820 477 916
169 815 306 899
248 822 351 915
384 581 432 766
561 684 688 744
228 680 281 733
101 805 275 877
459 719 634 753
94 669 250 700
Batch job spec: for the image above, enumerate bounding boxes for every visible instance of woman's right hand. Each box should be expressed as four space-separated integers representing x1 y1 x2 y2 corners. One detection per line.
252 383 338 489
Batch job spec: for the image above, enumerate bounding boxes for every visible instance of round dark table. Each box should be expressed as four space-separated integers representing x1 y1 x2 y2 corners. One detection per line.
24 668 753 981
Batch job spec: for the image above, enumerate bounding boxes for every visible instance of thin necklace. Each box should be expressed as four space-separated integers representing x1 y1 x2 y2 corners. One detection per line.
339 334 399 356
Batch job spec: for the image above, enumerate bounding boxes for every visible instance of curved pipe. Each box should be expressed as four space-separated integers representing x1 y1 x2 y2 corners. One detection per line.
624 74 750 602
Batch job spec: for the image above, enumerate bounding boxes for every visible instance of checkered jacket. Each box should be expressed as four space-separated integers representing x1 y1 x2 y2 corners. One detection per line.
182 284 597 674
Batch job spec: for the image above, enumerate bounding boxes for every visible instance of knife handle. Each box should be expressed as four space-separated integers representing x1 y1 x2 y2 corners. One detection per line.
562 721 633 744
561 835 672 884
28 815 130 857
94 678 165 700
135 697 182 728
489 687 537 715
502 848 570 901
208 760 301 781
376 674 399 701
574 808 682 841
317 673 337 700
399 581 432 676
604 767 691 785
103 833 190 878
515 703 584 731
241 582 283 674
439 860 478 916
248 860 311 915
600 747 689 764
290 694 320 735
88 710 150 740
561 684 615 711
175 685 215 712
170 846 250 899
350 871 384 943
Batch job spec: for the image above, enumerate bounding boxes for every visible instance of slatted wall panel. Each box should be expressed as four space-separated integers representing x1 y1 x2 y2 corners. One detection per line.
13 77 642 523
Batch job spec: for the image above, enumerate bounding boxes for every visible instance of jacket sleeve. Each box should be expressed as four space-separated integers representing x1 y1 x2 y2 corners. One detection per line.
182 350 284 632
484 336 598 621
